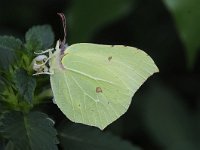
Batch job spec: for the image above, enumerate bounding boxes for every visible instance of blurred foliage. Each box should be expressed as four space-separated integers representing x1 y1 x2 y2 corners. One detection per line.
66 0 134 43
163 0 200 68
0 0 200 150
59 123 140 150
140 82 199 149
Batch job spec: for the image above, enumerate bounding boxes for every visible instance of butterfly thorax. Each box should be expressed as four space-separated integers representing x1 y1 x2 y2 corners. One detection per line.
50 40 66 73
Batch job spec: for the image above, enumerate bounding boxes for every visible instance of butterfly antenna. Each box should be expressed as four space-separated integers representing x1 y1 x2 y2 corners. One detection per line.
57 13 67 54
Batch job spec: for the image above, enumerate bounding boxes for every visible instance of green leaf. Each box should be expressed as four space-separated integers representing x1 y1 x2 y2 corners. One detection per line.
14 69 36 103
141 82 198 149
0 111 58 150
25 25 54 52
0 76 6 93
5 141 15 150
163 0 200 68
67 0 134 42
59 124 140 150
0 101 11 114
0 36 22 70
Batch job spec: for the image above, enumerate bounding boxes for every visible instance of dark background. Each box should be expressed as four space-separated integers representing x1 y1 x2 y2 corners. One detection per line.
0 0 200 149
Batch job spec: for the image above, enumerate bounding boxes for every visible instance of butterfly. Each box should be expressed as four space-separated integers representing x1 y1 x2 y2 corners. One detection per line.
32 13 159 129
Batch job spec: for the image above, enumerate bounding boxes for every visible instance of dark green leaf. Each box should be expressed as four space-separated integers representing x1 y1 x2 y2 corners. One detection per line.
14 69 36 103
5 141 15 150
0 111 58 150
0 141 5 150
0 36 22 70
0 76 5 93
141 82 198 149
67 0 133 42
163 0 200 68
0 101 11 114
59 124 140 150
25 25 54 52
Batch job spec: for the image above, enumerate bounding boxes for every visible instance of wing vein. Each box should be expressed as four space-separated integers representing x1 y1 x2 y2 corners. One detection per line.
70 75 89 124
101 93 119 117
66 66 114 85
96 96 103 128
63 72 76 121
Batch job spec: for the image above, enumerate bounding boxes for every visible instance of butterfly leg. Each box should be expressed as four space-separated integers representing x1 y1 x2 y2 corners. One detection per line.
34 48 54 55
33 71 54 76
32 41 60 75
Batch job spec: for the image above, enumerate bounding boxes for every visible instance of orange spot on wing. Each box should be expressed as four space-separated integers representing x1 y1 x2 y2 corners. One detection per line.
96 87 103 93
